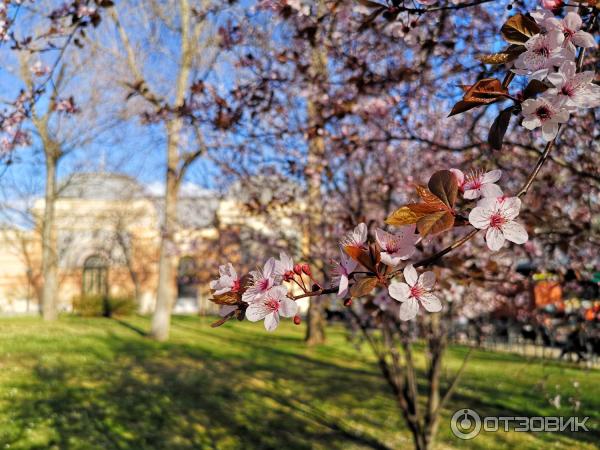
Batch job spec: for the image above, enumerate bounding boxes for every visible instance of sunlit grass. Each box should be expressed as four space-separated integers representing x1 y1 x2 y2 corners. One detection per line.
0 316 598 449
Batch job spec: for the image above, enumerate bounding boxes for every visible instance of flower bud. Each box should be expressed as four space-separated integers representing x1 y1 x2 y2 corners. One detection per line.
301 263 311 276
283 271 295 282
293 263 303 275
293 315 301 325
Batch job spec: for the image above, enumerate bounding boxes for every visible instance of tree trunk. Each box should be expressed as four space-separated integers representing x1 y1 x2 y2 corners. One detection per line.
149 0 195 341
150 119 181 341
304 0 328 345
41 154 58 321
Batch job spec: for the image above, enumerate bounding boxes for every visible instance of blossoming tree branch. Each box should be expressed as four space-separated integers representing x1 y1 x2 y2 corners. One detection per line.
210 2 599 332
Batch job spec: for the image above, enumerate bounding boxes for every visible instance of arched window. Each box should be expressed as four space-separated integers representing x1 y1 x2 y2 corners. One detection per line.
82 255 108 296
177 256 198 299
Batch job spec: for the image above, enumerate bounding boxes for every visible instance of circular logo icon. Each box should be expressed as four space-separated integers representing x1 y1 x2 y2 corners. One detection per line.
451 408 481 440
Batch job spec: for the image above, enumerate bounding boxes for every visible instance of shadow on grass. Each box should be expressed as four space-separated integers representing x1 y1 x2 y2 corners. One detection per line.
2 322 397 450
3 317 599 450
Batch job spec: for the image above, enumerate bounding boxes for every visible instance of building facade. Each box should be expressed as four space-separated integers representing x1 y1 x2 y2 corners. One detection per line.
0 172 302 315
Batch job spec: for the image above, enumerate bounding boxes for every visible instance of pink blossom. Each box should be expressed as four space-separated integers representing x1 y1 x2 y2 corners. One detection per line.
468 197 528 252
77 5 96 18
450 169 503 200
546 61 600 109
388 264 441 321
375 225 418 267
245 285 297 331
540 0 563 10
530 8 553 25
242 257 278 303
210 263 240 296
521 96 569 141
513 30 568 80
331 248 358 297
275 251 295 281
340 222 367 250
55 97 79 114
544 12 596 56
30 61 49 77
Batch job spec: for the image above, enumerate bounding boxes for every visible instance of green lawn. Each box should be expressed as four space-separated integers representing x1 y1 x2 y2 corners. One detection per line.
0 316 598 450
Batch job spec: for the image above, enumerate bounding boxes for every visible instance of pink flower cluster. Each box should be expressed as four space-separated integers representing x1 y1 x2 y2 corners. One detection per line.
0 91 32 156
450 168 529 252
331 223 439 321
211 253 302 331
514 9 598 141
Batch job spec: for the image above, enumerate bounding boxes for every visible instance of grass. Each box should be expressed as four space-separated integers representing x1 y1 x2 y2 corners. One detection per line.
0 316 598 450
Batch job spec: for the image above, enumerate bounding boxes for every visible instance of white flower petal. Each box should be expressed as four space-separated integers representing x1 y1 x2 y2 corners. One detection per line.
419 293 442 313
547 29 565 48
388 281 410 302
399 298 419 321
563 12 582 31
547 72 565 89
477 197 499 209
279 298 298 317
246 303 269 322
500 197 521 220
554 109 570 123
338 274 349 298
522 116 542 130
486 227 506 252
374 228 387 249
572 31 596 49
419 271 436 290
264 312 280 331
381 252 401 267
403 264 418 286
242 290 259 303
541 122 559 141
469 207 492 229
480 183 503 198
356 223 368 243
463 189 480 200
482 169 502 184
501 221 529 245
263 257 277 279
521 99 539 114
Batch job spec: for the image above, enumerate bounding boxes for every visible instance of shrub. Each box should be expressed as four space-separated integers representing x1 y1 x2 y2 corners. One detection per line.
72 295 136 317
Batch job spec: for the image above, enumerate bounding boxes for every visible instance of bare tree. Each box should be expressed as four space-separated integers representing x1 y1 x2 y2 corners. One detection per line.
106 0 225 340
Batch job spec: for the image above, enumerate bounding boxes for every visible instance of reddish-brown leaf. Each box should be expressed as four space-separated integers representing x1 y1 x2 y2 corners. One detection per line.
210 291 239 305
427 170 458 209
416 211 455 236
463 78 508 102
344 245 376 272
385 206 419 226
449 78 508 117
488 106 515 150
522 79 549 99
501 14 540 45
478 44 525 65
350 276 379 298
448 100 485 117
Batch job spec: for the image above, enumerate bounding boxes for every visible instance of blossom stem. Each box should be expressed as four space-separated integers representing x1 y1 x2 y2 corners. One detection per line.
414 228 480 268
293 276 308 292
291 287 337 300
517 131 561 198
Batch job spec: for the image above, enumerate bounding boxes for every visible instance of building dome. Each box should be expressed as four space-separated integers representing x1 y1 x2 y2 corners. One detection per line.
58 172 147 201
